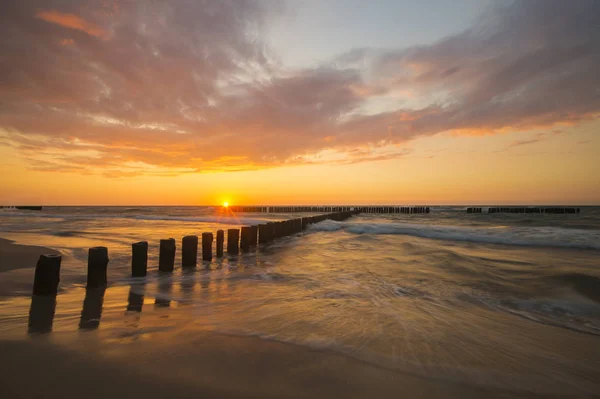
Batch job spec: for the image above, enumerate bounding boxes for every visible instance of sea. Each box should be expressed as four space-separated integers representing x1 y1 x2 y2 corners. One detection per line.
1 206 599 395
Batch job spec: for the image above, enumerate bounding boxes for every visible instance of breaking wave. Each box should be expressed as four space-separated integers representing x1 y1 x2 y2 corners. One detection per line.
309 220 600 250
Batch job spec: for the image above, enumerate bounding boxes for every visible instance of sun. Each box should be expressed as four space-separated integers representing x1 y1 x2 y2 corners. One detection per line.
223 201 229 208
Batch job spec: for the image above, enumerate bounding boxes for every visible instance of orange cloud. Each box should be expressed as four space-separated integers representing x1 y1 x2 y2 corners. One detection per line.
35 9 106 38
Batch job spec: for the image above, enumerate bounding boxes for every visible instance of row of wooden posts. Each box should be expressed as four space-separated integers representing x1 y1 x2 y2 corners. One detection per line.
227 206 430 214
467 208 484 213
358 206 430 214
468 207 581 214
32 211 359 297
229 206 357 213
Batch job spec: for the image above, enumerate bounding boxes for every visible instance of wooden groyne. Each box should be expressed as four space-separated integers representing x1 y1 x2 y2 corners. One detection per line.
28 210 360 310
1 205 43 211
478 207 581 214
228 206 430 214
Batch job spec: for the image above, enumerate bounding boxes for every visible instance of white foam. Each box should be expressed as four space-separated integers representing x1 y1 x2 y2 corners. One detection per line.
309 220 600 250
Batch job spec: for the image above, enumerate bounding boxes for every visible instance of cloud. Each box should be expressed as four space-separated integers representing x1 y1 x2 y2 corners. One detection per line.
35 9 107 37
0 0 598 176
508 133 547 148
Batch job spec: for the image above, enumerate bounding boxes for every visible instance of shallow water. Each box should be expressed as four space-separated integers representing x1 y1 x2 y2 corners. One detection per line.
1 206 599 395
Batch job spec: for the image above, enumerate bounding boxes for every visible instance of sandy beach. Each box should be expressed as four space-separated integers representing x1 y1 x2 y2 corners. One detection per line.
1 209 600 399
2 330 547 399
0 237 60 273
0 238 60 297
0 239 565 398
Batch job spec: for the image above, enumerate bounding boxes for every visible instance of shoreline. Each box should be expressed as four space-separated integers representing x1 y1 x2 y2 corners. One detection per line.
0 237 60 297
0 237 60 273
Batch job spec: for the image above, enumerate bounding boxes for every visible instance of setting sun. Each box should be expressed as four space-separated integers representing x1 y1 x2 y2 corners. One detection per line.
223 201 229 208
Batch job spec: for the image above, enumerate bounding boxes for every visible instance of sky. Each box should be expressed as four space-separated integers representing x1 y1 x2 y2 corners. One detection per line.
0 0 598 205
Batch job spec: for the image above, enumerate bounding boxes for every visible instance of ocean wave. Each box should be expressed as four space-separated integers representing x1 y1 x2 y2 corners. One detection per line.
0 211 269 226
550 273 600 303
308 220 600 250
130 214 269 225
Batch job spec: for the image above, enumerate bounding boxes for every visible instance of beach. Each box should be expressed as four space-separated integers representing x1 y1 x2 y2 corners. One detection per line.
1 206 600 397
0 239 533 398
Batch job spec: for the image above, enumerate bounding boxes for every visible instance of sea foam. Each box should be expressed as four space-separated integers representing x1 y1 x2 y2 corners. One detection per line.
308 220 600 250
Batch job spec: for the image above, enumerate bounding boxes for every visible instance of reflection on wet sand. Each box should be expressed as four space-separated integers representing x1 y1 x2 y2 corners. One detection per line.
126 284 145 312
180 269 196 304
28 295 57 334
155 273 173 308
79 288 106 330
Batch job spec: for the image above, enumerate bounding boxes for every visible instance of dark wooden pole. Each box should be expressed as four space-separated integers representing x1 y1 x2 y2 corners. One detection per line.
216 230 224 257
28 296 56 333
182 235 198 267
131 241 148 277
32 254 61 296
250 225 258 247
202 232 213 261
227 229 239 255
159 238 176 272
240 226 251 252
258 224 269 244
87 247 109 288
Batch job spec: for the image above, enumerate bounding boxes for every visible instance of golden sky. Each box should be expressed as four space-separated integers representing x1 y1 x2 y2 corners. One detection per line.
0 0 598 205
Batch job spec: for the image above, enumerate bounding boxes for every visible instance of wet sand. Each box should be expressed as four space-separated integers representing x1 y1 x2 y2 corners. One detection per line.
0 238 595 398
0 237 60 297
0 329 551 399
0 237 60 273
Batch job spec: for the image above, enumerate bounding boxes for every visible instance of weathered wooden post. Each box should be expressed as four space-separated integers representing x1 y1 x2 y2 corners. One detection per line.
182 235 198 267
250 225 258 246
87 246 109 288
202 232 213 261
227 228 239 255
240 226 252 252
258 224 269 244
216 230 224 257
32 254 62 296
131 241 148 277
28 296 56 333
159 238 176 272
267 222 275 240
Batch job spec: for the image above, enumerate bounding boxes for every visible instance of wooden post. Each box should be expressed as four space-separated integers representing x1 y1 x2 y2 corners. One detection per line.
227 229 239 255
87 247 109 289
240 226 251 252
182 235 198 267
202 232 213 261
28 296 56 333
216 230 224 257
131 241 148 277
159 238 176 272
32 254 62 296
258 224 269 244
250 225 258 246
301 218 308 230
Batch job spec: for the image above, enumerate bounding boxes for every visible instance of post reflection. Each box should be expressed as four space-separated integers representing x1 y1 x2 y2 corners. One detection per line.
155 273 172 308
79 288 106 330
180 269 195 305
126 284 145 313
28 295 57 334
